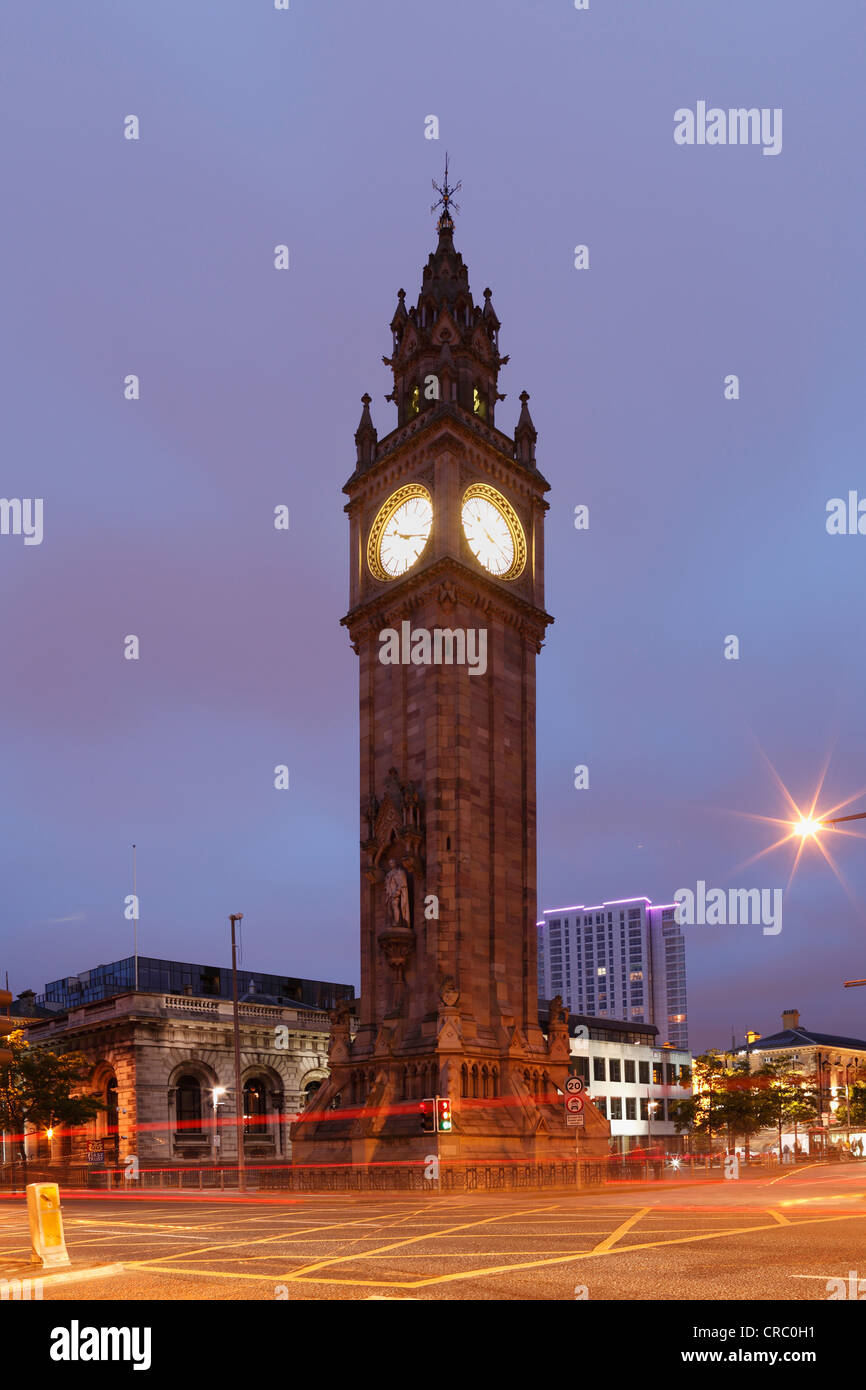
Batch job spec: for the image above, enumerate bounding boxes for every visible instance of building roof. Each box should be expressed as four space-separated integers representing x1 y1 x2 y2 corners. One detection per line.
740 1026 866 1053
538 1007 660 1043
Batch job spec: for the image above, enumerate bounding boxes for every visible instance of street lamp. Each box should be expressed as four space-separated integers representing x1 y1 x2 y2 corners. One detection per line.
647 1096 658 1150
229 913 246 1193
212 1086 226 1161
793 810 866 836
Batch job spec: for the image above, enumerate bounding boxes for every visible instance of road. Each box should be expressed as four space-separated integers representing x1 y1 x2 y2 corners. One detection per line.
1 1162 864 1300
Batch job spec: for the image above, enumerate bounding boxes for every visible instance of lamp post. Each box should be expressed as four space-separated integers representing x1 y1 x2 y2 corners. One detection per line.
820 1059 831 1155
843 1062 855 1148
212 1086 226 1162
229 914 246 1192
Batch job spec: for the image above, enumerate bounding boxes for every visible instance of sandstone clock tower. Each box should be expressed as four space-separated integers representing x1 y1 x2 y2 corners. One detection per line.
293 173 608 1167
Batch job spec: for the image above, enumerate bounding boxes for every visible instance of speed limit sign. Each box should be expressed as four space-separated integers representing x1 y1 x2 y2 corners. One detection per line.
565 1076 584 1095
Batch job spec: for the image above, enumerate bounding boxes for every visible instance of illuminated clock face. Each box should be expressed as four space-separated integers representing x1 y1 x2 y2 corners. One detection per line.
461 487 525 578
368 487 433 579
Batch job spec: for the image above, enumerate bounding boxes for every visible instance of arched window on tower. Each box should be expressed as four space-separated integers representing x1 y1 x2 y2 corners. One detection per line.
410 385 420 415
473 385 486 419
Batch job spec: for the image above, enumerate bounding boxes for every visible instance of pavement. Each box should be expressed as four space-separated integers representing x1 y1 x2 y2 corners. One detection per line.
1 1161 864 1300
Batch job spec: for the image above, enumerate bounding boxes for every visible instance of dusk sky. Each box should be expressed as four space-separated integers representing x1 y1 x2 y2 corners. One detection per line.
3 0 865 1053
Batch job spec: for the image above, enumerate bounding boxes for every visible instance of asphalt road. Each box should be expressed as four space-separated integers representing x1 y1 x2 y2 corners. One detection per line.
2 1162 864 1301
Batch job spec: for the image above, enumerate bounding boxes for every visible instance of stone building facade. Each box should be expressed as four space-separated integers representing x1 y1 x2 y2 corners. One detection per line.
22 990 334 1169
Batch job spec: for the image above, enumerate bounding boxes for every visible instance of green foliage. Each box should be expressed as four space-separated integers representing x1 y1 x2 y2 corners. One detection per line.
0 1030 104 1155
671 1050 820 1154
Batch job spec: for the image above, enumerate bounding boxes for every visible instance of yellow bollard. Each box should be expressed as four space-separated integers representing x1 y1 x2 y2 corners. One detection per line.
26 1183 71 1269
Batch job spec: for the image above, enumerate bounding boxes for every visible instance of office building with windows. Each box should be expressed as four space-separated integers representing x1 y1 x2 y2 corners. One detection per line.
537 896 688 1050
539 1009 693 1155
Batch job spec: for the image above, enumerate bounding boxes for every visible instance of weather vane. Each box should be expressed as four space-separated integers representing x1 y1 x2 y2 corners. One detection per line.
431 153 461 225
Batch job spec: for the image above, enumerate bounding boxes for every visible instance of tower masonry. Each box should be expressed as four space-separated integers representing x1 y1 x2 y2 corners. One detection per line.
292 178 609 1166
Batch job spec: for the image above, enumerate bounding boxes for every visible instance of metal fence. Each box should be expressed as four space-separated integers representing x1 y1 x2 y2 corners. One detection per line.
0 1156 726 1193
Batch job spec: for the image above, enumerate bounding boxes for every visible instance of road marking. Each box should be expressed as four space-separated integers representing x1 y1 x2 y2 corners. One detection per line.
121 1206 433 1268
123 1263 284 1282
276 1208 866 1291
767 1208 790 1224
766 1163 823 1185
591 1207 650 1253
279 1203 560 1282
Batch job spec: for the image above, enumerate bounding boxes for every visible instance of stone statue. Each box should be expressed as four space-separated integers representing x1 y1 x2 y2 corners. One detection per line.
384 858 411 927
549 994 568 1025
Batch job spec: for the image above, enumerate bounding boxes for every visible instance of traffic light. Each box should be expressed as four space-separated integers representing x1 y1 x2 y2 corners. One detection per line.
436 1097 452 1133
419 1098 435 1133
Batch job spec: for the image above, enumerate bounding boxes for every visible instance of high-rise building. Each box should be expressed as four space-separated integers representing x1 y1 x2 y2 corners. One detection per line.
538 897 688 1050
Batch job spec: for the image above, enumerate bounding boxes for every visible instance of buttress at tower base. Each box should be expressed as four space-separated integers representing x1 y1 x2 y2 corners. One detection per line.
290 1002 610 1168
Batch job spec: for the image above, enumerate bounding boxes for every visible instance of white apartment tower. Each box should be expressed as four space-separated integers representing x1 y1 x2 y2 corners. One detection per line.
537 897 689 1050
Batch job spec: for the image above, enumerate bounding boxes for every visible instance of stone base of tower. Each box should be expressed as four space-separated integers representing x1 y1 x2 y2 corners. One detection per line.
290 1063 610 1174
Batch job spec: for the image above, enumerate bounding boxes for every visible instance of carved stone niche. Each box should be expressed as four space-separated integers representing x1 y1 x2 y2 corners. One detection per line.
360 767 425 900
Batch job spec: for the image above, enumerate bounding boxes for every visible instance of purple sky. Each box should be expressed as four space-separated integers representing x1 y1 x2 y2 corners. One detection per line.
3 0 865 1052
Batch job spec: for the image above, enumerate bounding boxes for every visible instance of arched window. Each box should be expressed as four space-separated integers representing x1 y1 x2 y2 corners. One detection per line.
471 1065 479 1099
106 1078 118 1134
410 385 420 415
176 1075 202 1132
482 1066 490 1100
243 1080 267 1135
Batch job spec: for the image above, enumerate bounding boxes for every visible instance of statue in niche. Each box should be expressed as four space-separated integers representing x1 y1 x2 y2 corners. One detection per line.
384 858 411 927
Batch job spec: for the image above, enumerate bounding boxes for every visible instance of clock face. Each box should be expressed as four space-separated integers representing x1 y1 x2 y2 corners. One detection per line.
368 486 433 580
461 485 526 579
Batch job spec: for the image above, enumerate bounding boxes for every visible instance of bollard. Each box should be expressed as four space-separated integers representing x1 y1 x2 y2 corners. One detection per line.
26 1183 71 1269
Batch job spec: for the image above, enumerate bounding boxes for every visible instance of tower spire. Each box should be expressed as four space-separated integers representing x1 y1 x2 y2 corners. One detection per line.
431 153 461 235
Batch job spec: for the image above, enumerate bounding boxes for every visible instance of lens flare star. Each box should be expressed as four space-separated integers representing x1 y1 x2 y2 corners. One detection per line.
729 744 866 895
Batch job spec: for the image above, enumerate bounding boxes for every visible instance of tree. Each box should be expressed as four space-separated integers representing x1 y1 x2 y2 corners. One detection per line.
831 1080 866 1130
669 1053 777 1160
0 1030 104 1164
669 1052 736 1154
753 1054 818 1161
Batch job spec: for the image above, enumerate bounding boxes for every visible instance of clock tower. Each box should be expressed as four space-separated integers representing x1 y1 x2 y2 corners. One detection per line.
293 174 608 1167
